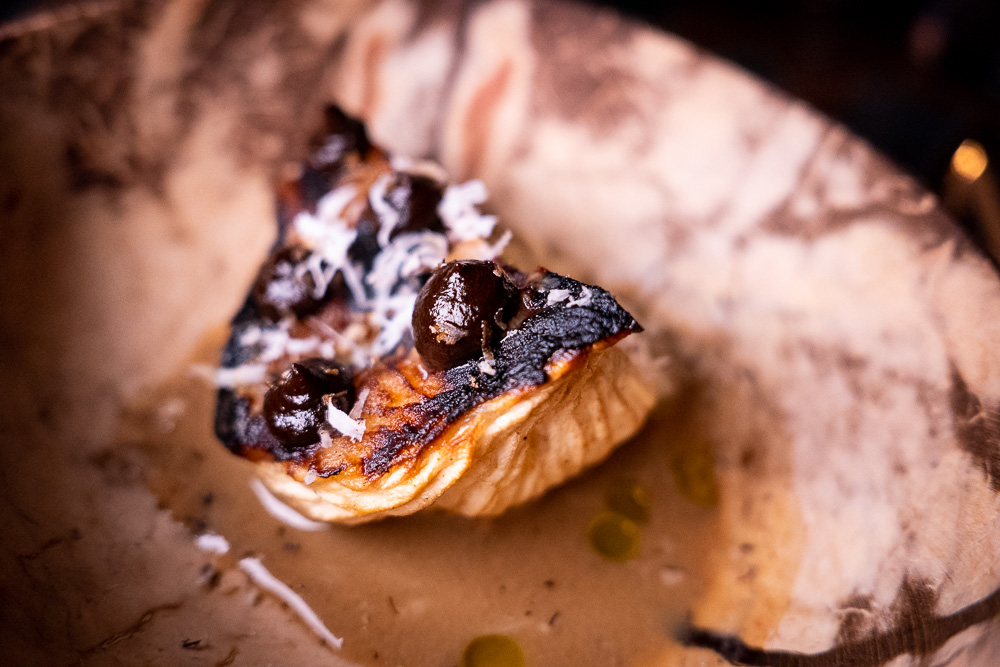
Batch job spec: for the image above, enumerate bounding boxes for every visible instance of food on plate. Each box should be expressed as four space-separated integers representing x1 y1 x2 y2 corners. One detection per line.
213 106 656 523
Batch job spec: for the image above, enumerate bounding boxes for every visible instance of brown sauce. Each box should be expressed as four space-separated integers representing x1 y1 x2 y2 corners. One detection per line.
117 328 721 666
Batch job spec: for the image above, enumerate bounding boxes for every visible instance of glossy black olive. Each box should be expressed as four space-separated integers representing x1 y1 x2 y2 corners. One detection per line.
263 358 355 447
412 260 517 371
382 173 445 240
309 106 372 170
252 246 331 322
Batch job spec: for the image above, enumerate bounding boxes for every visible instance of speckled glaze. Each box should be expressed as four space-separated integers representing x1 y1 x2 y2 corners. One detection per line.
1 1 998 665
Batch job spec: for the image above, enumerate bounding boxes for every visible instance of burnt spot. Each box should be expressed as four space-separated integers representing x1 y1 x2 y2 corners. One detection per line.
217 268 640 473
950 365 1000 492
361 272 639 476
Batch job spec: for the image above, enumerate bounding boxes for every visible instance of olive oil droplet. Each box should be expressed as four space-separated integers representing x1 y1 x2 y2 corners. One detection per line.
461 635 525 667
604 478 651 524
588 511 640 561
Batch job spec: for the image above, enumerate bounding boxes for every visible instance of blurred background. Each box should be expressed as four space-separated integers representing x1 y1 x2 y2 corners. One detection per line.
5 0 1000 256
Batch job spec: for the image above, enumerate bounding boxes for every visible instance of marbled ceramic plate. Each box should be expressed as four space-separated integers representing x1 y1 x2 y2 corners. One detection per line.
2 1 999 665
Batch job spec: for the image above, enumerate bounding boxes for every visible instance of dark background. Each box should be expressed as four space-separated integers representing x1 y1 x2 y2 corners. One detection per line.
603 0 1000 196
5 0 1000 195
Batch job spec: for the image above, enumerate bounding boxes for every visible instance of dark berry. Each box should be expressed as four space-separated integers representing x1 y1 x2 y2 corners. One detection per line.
309 106 372 170
381 173 445 240
252 246 328 322
412 260 517 371
263 358 355 447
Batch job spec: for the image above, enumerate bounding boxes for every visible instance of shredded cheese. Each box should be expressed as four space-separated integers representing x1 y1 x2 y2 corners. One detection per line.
239 557 344 649
349 387 371 420
325 396 366 441
191 363 268 387
567 286 593 307
545 289 571 306
195 532 231 555
249 478 329 532
438 179 497 242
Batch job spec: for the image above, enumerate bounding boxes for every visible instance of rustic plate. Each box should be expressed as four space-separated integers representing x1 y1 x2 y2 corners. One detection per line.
2 1 999 665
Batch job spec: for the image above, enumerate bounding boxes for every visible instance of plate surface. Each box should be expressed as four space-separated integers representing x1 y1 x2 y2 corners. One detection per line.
1 1 999 664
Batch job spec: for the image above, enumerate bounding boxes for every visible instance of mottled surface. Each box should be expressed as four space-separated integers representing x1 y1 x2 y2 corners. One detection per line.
1 0 999 664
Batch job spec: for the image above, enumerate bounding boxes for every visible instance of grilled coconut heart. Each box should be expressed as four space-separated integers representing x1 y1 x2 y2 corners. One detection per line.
213 106 656 524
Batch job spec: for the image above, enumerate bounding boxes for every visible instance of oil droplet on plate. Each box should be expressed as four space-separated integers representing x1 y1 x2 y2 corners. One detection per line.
670 443 719 508
461 634 525 667
604 478 650 524
587 511 640 561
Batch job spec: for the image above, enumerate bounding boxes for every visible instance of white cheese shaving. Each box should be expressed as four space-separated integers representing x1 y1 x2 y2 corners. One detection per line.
545 286 593 308
437 179 497 242
545 289 571 306
294 185 362 302
241 321 323 363
239 557 344 649
325 396 366 441
349 387 370 420
313 134 349 167
303 470 317 485
195 532 231 555
367 232 448 295
567 286 593 307
249 478 329 532
369 291 418 359
478 359 496 376
190 363 268 387
368 174 399 248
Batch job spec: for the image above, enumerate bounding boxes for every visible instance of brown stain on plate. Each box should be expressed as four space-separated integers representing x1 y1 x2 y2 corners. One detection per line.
949 365 1000 492
460 59 511 179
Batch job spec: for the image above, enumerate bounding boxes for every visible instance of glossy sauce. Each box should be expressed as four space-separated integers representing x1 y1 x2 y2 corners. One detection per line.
119 329 722 666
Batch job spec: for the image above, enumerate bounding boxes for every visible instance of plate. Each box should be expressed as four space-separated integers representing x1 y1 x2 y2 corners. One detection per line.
2 1 999 664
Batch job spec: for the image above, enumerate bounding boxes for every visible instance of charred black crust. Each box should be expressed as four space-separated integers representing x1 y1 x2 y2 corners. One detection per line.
360 274 638 476
214 270 639 472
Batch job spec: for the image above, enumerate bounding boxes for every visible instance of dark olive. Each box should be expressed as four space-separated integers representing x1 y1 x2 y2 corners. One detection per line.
412 260 517 371
308 106 372 170
347 208 381 269
381 173 445 240
263 358 355 447
252 246 330 322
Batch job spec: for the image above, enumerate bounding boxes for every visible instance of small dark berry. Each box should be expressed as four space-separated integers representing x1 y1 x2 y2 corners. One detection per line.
263 359 355 447
412 260 517 371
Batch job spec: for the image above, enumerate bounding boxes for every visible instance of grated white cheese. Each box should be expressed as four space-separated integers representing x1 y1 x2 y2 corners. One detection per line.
478 359 496 376
294 185 361 301
348 387 370 420
368 174 399 248
191 363 268 387
567 286 593 307
240 161 505 375
367 232 448 295
249 478 329 532
369 291 418 359
195 532 231 555
239 557 344 649
325 396 366 441
241 321 323 363
303 470 317 485
545 286 593 308
437 179 497 242
545 289 571 306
